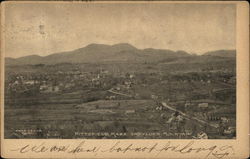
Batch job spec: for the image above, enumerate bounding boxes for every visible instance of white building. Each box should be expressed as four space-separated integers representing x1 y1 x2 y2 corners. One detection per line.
198 103 209 109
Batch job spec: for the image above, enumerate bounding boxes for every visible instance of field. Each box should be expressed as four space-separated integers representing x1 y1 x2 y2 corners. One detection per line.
4 57 236 139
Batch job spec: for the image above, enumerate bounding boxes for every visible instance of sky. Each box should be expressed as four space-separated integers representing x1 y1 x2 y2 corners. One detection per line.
3 2 236 58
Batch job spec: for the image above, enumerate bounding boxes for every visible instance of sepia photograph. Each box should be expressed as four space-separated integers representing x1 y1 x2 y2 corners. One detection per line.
1 1 249 159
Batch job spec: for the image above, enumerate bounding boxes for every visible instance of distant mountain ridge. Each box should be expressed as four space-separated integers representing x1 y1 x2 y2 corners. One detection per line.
5 43 236 65
203 50 236 57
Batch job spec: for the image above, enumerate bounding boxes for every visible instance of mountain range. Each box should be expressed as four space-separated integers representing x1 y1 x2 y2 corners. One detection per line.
5 43 236 65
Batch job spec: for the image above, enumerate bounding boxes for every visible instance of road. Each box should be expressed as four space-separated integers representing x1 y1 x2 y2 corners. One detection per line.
107 88 132 97
160 102 219 128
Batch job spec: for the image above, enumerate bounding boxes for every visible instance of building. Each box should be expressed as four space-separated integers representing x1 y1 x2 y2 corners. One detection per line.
24 80 36 85
125 109 135 114
198 103 209 109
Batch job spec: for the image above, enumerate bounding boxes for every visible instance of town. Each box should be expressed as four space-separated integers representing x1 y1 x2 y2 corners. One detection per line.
4 58 236 139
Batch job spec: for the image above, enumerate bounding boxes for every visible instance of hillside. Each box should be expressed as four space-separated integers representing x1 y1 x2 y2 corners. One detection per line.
5 43 235 65
203 50 236 57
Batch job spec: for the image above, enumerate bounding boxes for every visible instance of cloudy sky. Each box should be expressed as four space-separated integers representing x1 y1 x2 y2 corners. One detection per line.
3 2 236 58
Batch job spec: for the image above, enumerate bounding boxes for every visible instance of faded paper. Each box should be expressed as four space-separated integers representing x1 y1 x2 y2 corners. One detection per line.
0 1 249 158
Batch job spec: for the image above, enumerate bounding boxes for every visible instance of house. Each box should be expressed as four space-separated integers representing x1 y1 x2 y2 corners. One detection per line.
125 109 135 114
79 74 85 78
124 81 132 88
198 103 209 109
166 113 183 123
65 83 74 89
14 80 19 85
224 127 236 135
207 115 220 121
101 70 109 74
129 74 135 79
221 117 229 123
53 86 59 92
40 84 48 91
40 85 59 93
106 96 116 100
151 95 158 99
196 132 208 139
24 80 35 85
176 115 184 122
156 106 163 111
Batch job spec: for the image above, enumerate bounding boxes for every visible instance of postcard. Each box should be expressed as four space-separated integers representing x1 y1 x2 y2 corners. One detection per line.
1 1 249 158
